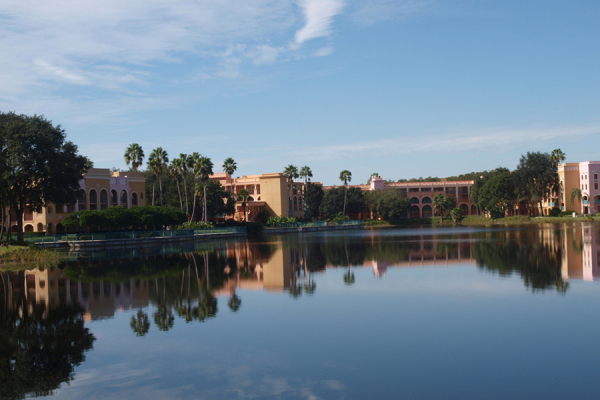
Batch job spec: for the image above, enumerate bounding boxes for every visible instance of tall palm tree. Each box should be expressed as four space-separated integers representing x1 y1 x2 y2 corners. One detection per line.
570 187 583 215
169 158 184 211
147 157 160 205
550 148 566 169
124 143 145 171
149 148 169 207
339 170 352 216
222 158 237 196
237 188 251 221
188 152 201 222
197 156 214 224
180 153 190 216
130 309 150 337
283 165 299 215
433 193 446 224
299 166 313 184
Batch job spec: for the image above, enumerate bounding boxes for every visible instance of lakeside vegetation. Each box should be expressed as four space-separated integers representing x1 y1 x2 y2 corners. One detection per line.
364 214 600 228
0 243 66 270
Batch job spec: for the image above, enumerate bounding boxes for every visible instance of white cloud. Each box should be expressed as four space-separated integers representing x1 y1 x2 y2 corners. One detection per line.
294 0 345 44
276 124 600 161
314 47 334 57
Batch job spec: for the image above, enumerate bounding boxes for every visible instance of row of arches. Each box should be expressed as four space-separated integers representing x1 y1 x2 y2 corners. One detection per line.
410 204 477 218
79 189 141 210
4 222 65 233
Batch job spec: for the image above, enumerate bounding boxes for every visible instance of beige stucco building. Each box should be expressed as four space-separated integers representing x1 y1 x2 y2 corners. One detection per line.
8 168 146 234
210 172 306 222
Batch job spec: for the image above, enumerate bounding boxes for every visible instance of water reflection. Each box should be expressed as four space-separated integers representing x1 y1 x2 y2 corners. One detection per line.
0 269 95 399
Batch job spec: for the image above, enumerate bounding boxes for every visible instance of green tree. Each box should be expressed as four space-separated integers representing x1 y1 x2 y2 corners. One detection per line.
237 188 252 221
433 193 447 224
169 157 184 211
130 309 150 337
339 170 352 216
124 143 145 171
197 156 214 223
179 154 190 216
222 157 237 195
200 180 235 219
513 152 557 216
570 187 583 215
228 294 242 312
550 148 566 169
148 148 169 207
375 188 410 222
304 182 324 219
450 207 463 222
478 171 515 218
188 152 201 222
0 112 89 241
321 187 364 219
283 165 299 215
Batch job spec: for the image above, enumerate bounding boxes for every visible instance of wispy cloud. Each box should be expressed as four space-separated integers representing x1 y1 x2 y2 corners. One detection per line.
351 0 435 25
274 124 600 161
294 0 345 44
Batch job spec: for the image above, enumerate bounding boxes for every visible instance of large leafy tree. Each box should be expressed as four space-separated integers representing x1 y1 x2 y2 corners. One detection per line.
339 170 352 216
304 183 324 219
478 171 515 218
513 152 557 216
0 112 88 241
148 148 169 207
124 143 145 171
196 180 235 220
321 187 364 219
375 188 410 222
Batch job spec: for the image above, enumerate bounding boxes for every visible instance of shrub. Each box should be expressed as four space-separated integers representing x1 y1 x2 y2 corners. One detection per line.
548 208 561 217
245 222 263 234
329 212 349 222
449 207 463 222
560 210 576 217
267 216 297 225
256 209 271 224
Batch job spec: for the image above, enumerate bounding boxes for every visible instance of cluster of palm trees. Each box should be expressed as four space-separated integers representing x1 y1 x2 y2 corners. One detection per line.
283 165 313 214
124 144 238 223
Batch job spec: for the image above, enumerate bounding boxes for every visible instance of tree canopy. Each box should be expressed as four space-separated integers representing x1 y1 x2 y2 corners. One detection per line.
321 187 365 219
0 112 89 240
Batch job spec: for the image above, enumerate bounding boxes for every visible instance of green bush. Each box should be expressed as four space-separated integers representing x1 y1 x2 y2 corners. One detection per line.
328 212 349 222
560 210 576 217
62 205 187 230
449 207 463 222
256 209 271 224
267 216 297 225
173 221 214 230
548 208 561 217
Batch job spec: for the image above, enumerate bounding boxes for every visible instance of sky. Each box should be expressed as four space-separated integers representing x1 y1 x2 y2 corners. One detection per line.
1 0 599 185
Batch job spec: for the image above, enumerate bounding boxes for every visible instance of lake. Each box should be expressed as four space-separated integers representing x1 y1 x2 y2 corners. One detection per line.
2 223 600 399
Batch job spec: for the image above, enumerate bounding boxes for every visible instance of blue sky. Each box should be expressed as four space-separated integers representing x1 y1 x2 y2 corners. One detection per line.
1 0 599 185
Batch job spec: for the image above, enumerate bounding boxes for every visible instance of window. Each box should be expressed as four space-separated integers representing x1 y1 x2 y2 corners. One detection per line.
408 188 419 192
67 204 75 213
100 190 108 210
89 190 97 210
120 190 128 208
421 188 431 192
56 204 64 213
47 206 53 215
433 187 443 192
446 188 456 195
132 193 138 206
111 190 118 206
595 174 598 190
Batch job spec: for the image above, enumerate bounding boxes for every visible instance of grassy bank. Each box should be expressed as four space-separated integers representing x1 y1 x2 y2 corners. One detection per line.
0 244 66 270
364 215 600 228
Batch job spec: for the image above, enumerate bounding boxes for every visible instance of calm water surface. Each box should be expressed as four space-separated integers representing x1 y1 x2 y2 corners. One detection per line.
2 224 600 399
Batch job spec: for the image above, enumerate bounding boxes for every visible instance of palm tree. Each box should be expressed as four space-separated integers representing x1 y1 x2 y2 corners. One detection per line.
169 158 184 211
147 157 160 205
369 173 380 183
237 188 251 221
180 153 190 216
228 294 242 312
148 148 169 207
570 187 583 215
197 156 214 224
188 152 201 222
550 149 566 169
299 166 313 184
283 165 299 216
130 309 150 337
433 193 446 224
222 158 237 196
124 143 145 171
339 170 352 216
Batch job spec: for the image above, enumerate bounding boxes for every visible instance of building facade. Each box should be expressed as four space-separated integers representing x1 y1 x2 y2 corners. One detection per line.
323 177 477 219
7 168 146 234
557 161 600 215
209 172 306 222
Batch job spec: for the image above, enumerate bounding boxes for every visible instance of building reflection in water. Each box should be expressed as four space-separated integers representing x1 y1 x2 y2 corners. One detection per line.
561 224 600 282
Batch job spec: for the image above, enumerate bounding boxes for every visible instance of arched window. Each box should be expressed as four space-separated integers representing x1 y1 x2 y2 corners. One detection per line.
293 197 298 211
77 189 86 210
140 193 144 200
37 223 44 232
298 197 303 211
89 190 97 210
111 190 118 206
120 190 128 208
410 205 420 219
460 204 469 215
24 224 34 232
470 205 477 215
100 190 108 210
410 197 419 204
422 205 433 217
131 192 138 206
422 197 432 204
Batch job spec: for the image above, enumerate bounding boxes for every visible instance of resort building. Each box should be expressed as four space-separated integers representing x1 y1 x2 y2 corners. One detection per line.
6 168 146 234
557 161 600 215
209 172 306 222
323 177 477 219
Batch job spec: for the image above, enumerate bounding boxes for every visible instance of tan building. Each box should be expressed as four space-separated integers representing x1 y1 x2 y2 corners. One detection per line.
8 168 146 234
210 172 306 222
